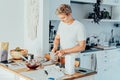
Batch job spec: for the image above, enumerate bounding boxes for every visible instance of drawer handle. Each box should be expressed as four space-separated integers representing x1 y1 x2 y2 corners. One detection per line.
104 60 107 62
104 69 107 71
105 56 107 58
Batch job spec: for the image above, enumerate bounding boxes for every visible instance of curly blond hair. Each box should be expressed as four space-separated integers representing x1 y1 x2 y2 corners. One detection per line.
56 4 72 15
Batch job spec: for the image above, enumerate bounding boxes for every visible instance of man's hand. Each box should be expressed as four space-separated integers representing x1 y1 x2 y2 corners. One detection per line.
56 50 65 57
51 48 57 53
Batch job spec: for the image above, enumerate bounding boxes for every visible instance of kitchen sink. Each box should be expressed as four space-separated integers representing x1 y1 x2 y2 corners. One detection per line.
90 48 101 51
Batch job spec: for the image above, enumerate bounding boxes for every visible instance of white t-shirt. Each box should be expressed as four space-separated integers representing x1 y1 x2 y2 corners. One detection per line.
57 20 86 50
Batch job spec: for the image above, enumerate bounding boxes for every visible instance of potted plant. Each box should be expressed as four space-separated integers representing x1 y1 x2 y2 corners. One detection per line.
93 0 102 24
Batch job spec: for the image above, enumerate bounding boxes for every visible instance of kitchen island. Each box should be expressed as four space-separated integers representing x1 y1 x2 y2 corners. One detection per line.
0 60 97 80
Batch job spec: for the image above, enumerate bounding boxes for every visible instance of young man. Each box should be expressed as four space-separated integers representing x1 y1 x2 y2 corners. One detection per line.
52 4 86 57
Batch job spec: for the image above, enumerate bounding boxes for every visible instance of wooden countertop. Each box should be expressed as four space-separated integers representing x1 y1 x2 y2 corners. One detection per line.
0 60 97 80
0 63 32 80
62 71 97 80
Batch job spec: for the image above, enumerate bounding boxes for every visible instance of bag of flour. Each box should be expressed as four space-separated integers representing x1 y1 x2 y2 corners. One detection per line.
0 42 9 62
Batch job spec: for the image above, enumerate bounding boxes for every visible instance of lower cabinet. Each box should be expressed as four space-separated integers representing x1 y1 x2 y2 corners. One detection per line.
0 68 15 80
95 49 120 80
80 48 120 80
0 68 26 80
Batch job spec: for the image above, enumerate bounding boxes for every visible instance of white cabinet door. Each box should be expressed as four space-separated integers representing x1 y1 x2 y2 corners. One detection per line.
107 49 120 80
0 68 15 80
102 0 120 5
80 53 92 69
95 50 111 80
80 49 120 80
71 0 96 3
49 0 70 20
80 51 98 71
95 49 120 80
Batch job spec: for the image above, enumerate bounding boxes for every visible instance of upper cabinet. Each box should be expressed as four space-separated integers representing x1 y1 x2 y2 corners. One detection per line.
102 0 120 6
71 0 120 23
71 0 120 6
71 0 96 3
49 0 70 20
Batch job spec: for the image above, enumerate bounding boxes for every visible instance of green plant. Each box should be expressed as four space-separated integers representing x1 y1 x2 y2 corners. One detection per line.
93 0 102 24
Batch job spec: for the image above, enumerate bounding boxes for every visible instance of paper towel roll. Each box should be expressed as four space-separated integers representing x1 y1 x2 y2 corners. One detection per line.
65 54 75 75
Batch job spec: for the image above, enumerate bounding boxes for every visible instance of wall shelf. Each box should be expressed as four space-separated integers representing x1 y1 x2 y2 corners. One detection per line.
71 0 96 4
82 19 120 23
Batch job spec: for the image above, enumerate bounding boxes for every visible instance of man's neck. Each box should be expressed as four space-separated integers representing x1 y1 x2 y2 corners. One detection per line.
67 18 75 25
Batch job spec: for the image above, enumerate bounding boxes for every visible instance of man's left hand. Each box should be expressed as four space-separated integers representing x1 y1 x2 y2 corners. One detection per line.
56 50 65 57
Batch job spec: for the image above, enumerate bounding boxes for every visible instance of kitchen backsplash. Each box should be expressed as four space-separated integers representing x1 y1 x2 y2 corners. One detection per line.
82 21 120 45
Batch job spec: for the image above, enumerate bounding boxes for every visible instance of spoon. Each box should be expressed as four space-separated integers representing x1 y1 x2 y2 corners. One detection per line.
18 53 28 61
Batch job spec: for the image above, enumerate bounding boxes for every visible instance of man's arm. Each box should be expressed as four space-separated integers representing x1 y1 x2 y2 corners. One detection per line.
56 40 86 56
64 40 86 53
51 34 60 53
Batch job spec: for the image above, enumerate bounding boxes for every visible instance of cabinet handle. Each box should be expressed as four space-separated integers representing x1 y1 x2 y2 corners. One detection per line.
104 69 107 71
105 56 107 58
104 60 107 62
83 54 91 56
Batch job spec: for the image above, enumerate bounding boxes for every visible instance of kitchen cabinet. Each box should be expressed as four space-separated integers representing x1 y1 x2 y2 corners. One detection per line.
71 0 120 5
95 50 111 80
0 68 15 80
80 49 120 80
0 67 26 80
49 0 70 20
80 52 98 80
102 0 120 6
80 53 96 70
71 0 120 23
95 49 120 80
71 0 96 3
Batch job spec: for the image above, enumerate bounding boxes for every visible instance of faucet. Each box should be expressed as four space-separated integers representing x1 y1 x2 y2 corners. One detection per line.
109 29 114 46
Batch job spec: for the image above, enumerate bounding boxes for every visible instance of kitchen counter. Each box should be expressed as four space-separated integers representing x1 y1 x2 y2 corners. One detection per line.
0 60 97 80
82 45 120 53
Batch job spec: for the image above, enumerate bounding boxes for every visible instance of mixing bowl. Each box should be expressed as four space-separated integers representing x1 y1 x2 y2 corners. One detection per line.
10 47 28 60
25 59 41 70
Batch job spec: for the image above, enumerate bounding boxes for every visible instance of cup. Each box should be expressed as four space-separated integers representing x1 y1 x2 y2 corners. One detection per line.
60 56 65 65
27 54 34 60
49 52 58 62
58 56 65 68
